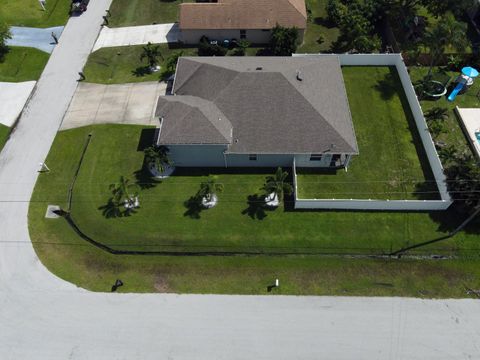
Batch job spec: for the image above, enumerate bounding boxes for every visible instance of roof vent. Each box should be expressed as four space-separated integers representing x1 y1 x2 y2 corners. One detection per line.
296 70 303 81
256 67 263 71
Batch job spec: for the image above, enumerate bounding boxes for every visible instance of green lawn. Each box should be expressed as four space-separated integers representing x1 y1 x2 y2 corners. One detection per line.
0 124 10 151
83 45 197 84
297 67 438 200
30 124 480 255
107 0 194 27
1 0 70 27
409 67 480 158
298 0 340 53
0 47 49 82
28 123 480 295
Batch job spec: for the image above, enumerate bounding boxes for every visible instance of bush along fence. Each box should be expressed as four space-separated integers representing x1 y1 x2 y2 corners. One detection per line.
292 53 451 211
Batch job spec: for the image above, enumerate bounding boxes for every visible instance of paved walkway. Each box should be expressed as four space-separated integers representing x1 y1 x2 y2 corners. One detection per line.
0 81 36 127
1 2 480 358
92 23 179 51
6 26 64 53
61 82 166 130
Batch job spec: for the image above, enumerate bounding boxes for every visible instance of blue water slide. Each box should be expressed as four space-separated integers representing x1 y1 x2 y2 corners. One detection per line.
447 82 465 102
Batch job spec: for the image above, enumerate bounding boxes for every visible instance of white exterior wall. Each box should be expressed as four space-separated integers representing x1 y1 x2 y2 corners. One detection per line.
180 28 305 45
295 153 330 167
168 144 227 167
292 54 452 211
180 29 272 45
226 153 293 167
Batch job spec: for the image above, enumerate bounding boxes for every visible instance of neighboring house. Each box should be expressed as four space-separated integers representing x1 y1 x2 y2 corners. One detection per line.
154 56 359 168
178 0 307 45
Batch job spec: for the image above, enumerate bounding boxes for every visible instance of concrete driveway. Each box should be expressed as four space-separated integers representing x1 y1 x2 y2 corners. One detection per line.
60 81 166 130
0 81 36 127
92 23 179 51
6 26 64 53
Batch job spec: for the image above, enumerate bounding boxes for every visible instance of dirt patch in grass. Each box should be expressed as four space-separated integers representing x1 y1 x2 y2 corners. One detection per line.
154 273 172 293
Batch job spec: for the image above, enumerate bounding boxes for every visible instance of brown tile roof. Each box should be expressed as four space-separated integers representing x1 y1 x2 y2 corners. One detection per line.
179 0 307 30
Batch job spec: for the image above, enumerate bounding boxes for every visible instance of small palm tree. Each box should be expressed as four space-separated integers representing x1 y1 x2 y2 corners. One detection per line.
425 107 449 121
140 42 163 72
144 145 172 174
197 177 224 204
263 167 293 202
109 176 140 209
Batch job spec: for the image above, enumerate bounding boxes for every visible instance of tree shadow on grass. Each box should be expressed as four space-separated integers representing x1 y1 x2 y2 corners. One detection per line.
98 198 138 218
132 66 152 77
134 167 161 190
373 70 397 101
184 196 204 219
313 17 336 28
241 194 270 220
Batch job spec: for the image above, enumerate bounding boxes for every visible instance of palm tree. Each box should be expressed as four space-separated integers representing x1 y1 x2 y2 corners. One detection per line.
140 42 163 72
423 14 467 78
262 167 293 203
109 176 140 210
196 177 224 207
425 107 449 121
144 145 172 174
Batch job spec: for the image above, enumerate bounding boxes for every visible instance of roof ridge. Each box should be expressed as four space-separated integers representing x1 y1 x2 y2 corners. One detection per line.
159 96 232 143
285 0 307 21
282 61 357 152
279 70 356 153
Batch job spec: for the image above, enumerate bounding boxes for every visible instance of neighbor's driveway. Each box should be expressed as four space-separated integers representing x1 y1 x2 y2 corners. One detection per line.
0 81 36 127
6 26 64 53
60 81 166 130
92 23 180 51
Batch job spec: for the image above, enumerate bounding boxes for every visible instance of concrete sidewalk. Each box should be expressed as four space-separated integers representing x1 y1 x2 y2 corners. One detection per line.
6 26 64 53
92 23 179 51
0 81 36 127
61 82 167 130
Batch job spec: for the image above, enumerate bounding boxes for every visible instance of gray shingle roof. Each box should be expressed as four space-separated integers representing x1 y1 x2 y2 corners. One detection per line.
156 56 358 154
156 96 232 144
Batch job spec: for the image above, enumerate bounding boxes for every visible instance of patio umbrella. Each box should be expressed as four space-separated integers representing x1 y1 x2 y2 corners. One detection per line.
461 67 479 78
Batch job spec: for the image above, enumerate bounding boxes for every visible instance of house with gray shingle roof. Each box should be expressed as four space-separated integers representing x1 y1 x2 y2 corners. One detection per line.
154 56 358 168
179 0 307 44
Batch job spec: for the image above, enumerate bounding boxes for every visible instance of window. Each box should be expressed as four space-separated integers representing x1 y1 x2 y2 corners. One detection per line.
309 154 323 161
240 30 247 39
249 154 257 161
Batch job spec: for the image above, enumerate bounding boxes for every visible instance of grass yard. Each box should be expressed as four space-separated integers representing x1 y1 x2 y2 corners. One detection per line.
297 66 438 200
107 0 194 27
30 124 480 256
0 124 10 151
28 123 480 295
298 0 340 53
409 66 480 158
0 47 49 82
83 45 197 84
1 0 70 27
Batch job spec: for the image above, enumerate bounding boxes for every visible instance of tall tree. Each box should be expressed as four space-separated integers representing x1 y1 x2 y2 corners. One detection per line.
423 13 467 77
270 25 299 56
0 23 11 60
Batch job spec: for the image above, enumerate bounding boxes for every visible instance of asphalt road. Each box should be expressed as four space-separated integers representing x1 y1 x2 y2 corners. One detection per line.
1 1 480 359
